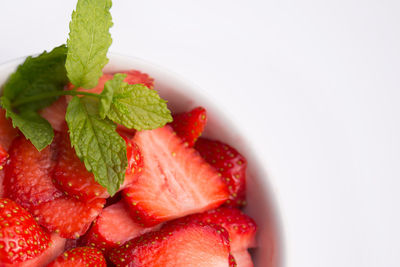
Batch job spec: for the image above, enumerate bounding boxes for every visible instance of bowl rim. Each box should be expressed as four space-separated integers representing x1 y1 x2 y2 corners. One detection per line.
0 52 285 266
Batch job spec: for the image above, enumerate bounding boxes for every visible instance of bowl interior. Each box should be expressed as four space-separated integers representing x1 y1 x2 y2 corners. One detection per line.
0 54 282 267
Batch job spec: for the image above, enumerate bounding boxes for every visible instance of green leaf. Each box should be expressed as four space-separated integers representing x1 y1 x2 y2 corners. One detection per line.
103 82 172 131
99 73 126 119
66 96 127 196
66 0 113 89
2 45 68 111
0 97 54 151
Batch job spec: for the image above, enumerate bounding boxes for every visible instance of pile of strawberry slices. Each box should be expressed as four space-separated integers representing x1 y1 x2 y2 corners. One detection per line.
0 70 257 267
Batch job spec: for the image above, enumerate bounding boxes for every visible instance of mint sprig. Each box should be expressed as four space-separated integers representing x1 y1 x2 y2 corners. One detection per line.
66 96 127 196
66 0 113 89
0 0 172 195
0 45 68 150
100 74 173 130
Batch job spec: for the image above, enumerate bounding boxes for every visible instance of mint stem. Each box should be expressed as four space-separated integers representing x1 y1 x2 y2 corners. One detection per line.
12 90 100 107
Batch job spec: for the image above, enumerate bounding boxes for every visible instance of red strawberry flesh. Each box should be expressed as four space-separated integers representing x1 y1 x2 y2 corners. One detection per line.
0 108 19 151
39 96 68 132
170 106 207 147
231 249 254 267
109 221 231 267
123 126 229 226
0 198 51 264
83 201 156 251
31 197 105 239
47 246 106 267
195 138 247 207
53 132 109 201
4 136 62 209
191 207 258 251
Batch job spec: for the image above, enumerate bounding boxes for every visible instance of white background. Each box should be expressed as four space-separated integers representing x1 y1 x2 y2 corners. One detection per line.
1 1 400 266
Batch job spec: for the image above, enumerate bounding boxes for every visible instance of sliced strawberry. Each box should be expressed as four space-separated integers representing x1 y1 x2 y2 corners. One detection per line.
31 197 105 239
170 106 207 147
123 126 229 226
231 250 254 267
4 136 62 209
70 70 154 94
68 73 114 94
53 132 142 201
120 135 144 190
195 138 247 207
47 247 106 267
230 254 238 267
0 108 19 151
39 96 68 132
0 198 51 264
120 69 154 89
82 201 156 251
109 221 231 267
186 207 257 251
53 132 109 201
0 146 8 197
0 145 8 168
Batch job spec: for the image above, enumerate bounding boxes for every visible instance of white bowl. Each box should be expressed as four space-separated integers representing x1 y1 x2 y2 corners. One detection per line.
0 54 283 267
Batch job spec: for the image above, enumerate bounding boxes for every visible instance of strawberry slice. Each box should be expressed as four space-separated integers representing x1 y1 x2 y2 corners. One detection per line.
0 108 19 151
39 96 68 132
47 247 106 267
121 69 154 89
123 126 229 226
82 201 156 251
70 70 154 94
109 221 231 267
119 135 144 190
53 132 143 201
195 138 247 207
3 233 67 267
187 207 257 251
0 146 8 197
31 197 105 239
53 132 109 201
231 250 254 267
0 198 51 264
170 106 207 147
4 136 62 209
0 145 8 168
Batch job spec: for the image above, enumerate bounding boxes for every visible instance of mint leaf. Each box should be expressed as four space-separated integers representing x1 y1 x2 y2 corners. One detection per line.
99 73 126 119
66 96 127 196
0 97 54 150
66 0 113 89
101 82 172 131
3 45 68 111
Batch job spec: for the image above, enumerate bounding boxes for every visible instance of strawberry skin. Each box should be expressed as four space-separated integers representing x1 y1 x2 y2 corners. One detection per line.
4 136 62 209
82 201 156 252
187 207 257 252
119 135 144 190
47 247 106 267
0 146 8 197
0 145 8 168
31 197 105 239
123 126 229 226
121 70 154 89
0 198 51 264
53 132 109 201
0 108 19 151
109 221 231 267
53 132 143 201
195 138 247 207
170 106 207 147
